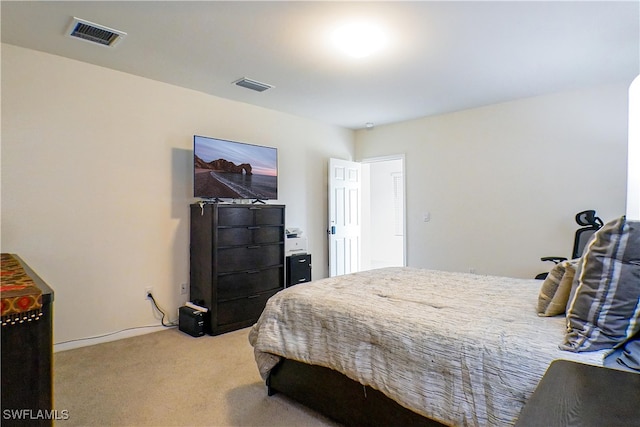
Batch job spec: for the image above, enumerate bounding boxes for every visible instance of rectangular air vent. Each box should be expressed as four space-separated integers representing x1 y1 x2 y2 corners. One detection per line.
67 17 127 47
233 78 273 92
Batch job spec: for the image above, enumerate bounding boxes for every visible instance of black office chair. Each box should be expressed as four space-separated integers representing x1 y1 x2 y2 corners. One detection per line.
535 210 604 280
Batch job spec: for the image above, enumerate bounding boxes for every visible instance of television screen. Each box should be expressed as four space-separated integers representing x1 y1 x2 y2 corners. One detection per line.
193 135 278 200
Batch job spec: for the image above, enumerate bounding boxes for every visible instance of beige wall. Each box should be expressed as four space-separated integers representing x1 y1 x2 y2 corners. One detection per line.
355 83 630 278
2 42 632 347
1 44 354 346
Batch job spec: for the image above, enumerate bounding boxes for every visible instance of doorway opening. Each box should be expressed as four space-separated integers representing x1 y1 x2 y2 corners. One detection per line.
361 155 406 270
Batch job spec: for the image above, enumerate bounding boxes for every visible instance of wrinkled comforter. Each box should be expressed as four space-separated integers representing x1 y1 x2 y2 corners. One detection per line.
249 267 609 426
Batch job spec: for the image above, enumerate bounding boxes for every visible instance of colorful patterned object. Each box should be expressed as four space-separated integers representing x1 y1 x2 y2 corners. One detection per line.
1 253 43 326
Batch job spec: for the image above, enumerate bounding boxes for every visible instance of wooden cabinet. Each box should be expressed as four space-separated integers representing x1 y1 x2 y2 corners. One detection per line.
190 203 285 335
286 254 312 286
1 255 54 426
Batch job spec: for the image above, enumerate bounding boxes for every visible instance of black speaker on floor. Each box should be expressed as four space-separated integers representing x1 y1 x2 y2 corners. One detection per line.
178 306 205 337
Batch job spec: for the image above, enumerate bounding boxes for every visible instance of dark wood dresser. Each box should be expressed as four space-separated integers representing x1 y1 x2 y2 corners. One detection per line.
1 254 54 426
190 203 285 335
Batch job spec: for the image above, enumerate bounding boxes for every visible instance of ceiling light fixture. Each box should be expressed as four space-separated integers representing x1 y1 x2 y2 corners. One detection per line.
330 21 388 59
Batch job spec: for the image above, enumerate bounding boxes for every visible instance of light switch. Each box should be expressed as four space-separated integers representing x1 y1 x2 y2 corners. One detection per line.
423 212 431 222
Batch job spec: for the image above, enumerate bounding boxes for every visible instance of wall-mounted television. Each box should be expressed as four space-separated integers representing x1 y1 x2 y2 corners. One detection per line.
193 135 278 201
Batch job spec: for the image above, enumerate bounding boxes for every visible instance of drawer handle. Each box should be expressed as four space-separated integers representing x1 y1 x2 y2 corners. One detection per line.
297 278 306 282
247 294 260 299
246 270 260 274
249 207 262 210
247 245 261 249
247 226 260 230
298 259 307 263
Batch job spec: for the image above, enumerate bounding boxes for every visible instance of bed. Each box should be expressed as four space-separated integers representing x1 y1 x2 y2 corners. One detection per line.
249 216 640 426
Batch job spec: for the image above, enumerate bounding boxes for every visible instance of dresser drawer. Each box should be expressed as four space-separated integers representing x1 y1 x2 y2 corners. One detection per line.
252 226 283 244
217 225 283 246
217 227 252 246
255 208 284 225
217 206 284 227
217 267 283 300
216 289 279 326
217 207 253 226
217 244 283 273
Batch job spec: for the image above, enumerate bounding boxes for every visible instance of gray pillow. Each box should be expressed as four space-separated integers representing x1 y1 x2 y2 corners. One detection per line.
560 216 640 352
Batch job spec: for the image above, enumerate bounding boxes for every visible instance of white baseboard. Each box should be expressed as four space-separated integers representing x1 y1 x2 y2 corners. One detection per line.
54 325 171 352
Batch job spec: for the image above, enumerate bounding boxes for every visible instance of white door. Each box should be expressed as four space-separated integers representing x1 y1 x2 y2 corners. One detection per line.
328 158 361 277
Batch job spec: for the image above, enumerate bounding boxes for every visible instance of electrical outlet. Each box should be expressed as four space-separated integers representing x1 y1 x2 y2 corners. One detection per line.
145 286 153 299
180 283 188 295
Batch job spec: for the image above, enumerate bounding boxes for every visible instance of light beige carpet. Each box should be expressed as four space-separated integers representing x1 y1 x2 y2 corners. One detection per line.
53 327 339 426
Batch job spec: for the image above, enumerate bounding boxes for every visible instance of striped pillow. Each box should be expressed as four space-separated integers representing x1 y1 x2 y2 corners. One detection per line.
561 216 640 352
617 334 640 371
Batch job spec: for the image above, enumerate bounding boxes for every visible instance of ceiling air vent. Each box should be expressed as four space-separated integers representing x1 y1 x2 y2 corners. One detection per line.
233 78 273 93
66 17 127 47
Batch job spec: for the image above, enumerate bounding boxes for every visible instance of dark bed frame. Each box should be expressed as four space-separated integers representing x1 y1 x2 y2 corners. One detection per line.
266 358 445 427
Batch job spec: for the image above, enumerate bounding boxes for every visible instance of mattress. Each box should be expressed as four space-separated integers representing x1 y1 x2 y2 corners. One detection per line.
249 267 610 426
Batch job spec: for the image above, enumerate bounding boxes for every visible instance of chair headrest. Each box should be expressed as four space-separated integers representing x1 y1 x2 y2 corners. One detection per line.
576 210 604 228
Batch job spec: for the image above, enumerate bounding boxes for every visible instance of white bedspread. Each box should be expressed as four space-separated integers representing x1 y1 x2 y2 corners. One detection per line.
249 267 610 426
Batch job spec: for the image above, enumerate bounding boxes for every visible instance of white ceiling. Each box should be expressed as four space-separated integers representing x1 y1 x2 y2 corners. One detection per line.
2 1 639 130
